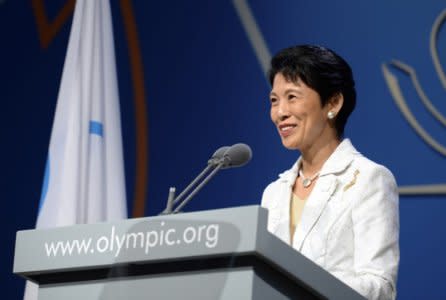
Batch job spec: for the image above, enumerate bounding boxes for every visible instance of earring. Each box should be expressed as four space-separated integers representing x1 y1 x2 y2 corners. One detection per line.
327 111 336 119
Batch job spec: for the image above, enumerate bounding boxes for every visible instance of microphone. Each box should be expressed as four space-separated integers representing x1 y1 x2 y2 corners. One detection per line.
160 145 231 215
220 143 252 169
208 146 230 166
172 143 252 213
173 146 230 204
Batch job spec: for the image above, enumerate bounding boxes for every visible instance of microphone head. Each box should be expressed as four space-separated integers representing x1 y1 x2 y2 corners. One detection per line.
221 143 252 169
208 146 230 165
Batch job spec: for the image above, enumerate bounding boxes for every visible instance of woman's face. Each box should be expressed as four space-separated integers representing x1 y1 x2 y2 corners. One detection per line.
270 73 335 151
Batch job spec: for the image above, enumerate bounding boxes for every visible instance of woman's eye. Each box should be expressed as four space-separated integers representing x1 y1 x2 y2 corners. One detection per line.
288 94 297 100
270 98 277 105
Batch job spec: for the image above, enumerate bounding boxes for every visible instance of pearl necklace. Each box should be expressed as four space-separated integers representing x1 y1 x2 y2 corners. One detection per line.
298 169 320 188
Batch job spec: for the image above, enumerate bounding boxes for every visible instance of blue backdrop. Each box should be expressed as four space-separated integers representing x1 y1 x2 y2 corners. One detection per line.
2 1 445 299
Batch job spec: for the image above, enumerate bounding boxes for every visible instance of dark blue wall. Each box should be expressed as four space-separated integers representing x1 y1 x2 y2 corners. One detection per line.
2 1 445 299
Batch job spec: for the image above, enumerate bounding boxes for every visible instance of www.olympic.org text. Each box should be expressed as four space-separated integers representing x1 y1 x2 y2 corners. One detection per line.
44 222 219 258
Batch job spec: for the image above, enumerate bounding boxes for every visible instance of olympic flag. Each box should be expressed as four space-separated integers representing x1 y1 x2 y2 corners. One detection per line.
24 0 127 298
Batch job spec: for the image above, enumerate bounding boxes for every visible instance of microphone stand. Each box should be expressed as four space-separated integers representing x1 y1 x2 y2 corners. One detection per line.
159 143 251 214
160 163 217 215
172 162 224 213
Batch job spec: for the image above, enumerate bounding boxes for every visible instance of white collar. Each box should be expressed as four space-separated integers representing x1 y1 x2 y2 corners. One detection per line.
278 139 360 185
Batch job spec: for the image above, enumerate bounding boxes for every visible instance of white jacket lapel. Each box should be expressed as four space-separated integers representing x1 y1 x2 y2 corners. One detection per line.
294 174 338 250
293 139 357 250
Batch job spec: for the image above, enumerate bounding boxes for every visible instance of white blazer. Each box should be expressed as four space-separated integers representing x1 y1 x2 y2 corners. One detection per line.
261 139 399 300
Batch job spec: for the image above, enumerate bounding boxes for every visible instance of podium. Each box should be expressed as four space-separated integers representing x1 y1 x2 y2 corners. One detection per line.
14 206 364 299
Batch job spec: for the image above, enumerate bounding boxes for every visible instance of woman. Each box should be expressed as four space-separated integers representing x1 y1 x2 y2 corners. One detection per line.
261 45 399 300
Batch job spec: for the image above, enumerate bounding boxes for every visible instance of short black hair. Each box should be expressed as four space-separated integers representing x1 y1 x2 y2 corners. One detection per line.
268 45 356 138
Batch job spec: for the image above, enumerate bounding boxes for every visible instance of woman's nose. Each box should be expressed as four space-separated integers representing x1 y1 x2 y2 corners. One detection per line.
277 101 290 120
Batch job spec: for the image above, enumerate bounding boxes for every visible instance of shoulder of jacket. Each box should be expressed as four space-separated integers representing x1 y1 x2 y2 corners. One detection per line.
262 175 286 198
351 155 396 182
261 166 295 208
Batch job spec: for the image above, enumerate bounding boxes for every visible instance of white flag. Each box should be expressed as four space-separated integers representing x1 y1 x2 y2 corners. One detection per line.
24 0 127 298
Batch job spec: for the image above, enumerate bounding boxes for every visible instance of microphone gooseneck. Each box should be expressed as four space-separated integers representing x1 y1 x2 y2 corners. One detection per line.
161 143 252 215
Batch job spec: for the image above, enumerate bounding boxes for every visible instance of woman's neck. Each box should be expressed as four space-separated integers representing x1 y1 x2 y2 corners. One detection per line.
300 138 341 176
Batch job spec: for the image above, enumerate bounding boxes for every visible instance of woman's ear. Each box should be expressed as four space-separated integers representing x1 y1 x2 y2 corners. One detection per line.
329 93 344 115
